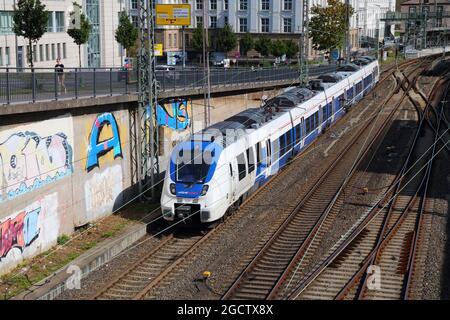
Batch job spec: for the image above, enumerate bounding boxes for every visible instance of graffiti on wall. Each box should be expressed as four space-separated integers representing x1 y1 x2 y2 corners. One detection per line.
86 113 122 172
0 131 73 203
0 193 59 273
156 99 191 131
84 165 123 221
0 208 40 260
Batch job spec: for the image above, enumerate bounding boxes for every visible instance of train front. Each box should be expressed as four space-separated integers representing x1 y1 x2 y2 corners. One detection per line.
161 139 225 224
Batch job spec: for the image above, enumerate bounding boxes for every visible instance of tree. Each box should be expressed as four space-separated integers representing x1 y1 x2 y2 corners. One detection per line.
240 32 254 57
67 2 92 67
115 11 138 58
283 40 299 59
270 40 287 57
216 23 237 53
308 0 354 54
254 36 272 57
12 0 49 68
192 23 204 53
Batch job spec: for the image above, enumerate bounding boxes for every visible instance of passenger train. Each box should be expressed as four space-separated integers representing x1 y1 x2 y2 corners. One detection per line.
161 58 380 224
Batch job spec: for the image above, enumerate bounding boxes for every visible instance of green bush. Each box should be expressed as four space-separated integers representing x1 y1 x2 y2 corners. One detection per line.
57 234 70 245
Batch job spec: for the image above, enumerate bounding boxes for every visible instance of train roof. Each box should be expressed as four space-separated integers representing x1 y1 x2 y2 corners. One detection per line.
191 59 377 144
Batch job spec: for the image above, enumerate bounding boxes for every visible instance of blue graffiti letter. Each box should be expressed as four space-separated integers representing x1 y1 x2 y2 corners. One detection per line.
86 113 122 171
23 208 40 246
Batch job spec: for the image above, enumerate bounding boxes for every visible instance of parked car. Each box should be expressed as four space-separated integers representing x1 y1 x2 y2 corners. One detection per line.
210 52 227 67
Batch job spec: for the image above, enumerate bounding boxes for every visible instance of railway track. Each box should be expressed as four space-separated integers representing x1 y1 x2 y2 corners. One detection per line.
86 55 442 301
281 63 450 301
221 58 430 300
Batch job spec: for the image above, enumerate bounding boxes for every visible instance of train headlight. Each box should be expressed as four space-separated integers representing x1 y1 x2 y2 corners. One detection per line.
170 183 176 195
201 185 209 196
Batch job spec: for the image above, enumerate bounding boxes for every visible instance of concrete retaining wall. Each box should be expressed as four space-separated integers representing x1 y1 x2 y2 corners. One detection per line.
0 103 134 275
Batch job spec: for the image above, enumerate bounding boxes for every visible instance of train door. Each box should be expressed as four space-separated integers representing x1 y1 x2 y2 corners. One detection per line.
256 141 267 179
266 139 272 175
229 162 236 204
235 152 248 198
331 97 335 122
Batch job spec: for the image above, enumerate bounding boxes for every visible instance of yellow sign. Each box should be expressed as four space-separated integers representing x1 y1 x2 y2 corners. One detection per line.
154 43 163 56
156 4 191 26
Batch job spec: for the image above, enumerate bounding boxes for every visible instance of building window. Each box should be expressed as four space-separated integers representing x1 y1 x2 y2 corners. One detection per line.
261 18 269 33
33 45 37 62
86 0 101 67
39 45 44 62
224 16 228 25
224 0 228 10
63 43 67 59
239 18 248 32
57 43 61 59
5 47 10 65
0 11 13 34
283 0 293 11
210 0 217 10
45 44 49 61
240 0 248 11
196 16 203 26
55 11 65 32
47 12 54 32
0 48 3 66
283 18 292 32
169 34 172 48
173 33 177 47
196 0 203 10
131 0 138 10
261 0 270 11
210 16 217 28
131 15 138 27
51 43 55 60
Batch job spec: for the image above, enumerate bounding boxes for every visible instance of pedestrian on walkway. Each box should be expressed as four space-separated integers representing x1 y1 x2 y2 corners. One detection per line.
55 58 66 94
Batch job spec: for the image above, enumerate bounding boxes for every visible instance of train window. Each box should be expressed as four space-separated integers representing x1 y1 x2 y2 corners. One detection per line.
358 81 363 93
237 153 246 181
347 87 353 99
267 140 272 166
280 134 286 156
247 147 255 173
286 130 292 152
256 142 262 166
338 94 345 109
273 138 280 160
314 112 319 129
305 117 311 134
295 124 301 144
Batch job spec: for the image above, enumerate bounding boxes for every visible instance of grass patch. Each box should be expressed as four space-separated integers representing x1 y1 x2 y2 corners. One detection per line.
101 231 114 239
81 241 98 251
57 234 70 246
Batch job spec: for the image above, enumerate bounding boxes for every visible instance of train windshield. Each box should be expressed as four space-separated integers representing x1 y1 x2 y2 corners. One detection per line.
176 147 212 184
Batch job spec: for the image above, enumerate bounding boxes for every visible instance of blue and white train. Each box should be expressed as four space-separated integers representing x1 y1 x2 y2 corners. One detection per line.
161 58 380 224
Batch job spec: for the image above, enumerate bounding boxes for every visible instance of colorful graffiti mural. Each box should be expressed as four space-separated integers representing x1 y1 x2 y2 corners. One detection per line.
86 113 123 172
0 193 59 274
0 208 40 260
0 131 73 203
156 99 191 130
